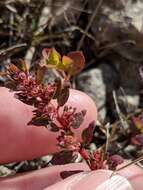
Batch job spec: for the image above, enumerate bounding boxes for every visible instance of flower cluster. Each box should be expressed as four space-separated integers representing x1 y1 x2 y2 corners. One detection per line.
57 132 80 151
57 106 86 130
5 64 57 125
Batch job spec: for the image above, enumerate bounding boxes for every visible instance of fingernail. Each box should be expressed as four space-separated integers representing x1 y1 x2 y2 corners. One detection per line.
95 175 133 190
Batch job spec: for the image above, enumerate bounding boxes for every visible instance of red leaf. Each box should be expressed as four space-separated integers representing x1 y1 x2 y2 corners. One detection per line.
60 170 83 179
42 48 51 58
7 64 19 73
13 59 29 72
51 151 77 165
35 65 46 84
53 77 62 99
57 85 70 106
132 116 143 133
0 72 7 77
70 111 86 129
28 116 50 127
67 51 85 75
109 155 124 165
108 155 124 170
81 121 95 145
131 134 143 146
47 122 60 132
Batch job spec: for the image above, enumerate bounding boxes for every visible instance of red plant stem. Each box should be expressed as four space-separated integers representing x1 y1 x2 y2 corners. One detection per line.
55 107 92 170
78 148 92 170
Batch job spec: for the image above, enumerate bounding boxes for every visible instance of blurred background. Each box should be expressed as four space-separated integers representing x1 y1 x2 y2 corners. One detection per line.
0 0 143 176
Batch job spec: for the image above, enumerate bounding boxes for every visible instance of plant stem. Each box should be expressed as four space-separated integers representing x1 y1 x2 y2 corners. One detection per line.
116 155 143 172
78 148 91 170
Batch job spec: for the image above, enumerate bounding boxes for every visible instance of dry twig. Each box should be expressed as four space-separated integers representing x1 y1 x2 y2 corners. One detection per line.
77 0 103 50
113 90 129 132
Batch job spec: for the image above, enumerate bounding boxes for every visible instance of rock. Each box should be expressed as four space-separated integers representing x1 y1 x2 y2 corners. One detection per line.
106 55 141 114
41 155 53 163
90 0 143 62
76 64 118 121
0 166 15 177
109 0 143 32
96 0 143 33
49 0 83 28
87 0 142 116
115 58 141 113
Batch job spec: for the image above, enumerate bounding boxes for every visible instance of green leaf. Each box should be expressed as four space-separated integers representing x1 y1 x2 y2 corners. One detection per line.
42 49 85 76
42 48 61 68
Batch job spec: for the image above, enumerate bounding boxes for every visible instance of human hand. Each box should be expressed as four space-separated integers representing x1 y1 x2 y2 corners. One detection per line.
0 87 143 190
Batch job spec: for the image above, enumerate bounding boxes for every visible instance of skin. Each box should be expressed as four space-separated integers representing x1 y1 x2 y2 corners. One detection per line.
0 87 143 190
43 164 143 190
0 162 143 190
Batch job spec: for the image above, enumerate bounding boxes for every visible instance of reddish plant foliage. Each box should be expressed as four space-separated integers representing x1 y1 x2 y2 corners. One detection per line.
1 48 123 171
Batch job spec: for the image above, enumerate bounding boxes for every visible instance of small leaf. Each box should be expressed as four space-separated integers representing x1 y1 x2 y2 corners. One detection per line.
42 49 85 75
43 48 61 67
53 77 62 99
5 80 17 90
131 134 143 146
60 170 83 179
70 112 85 129
57 86 70 106
51 151 76 165
42 48 51 58
66 51 85 75
82 121 95 145
0 72 7 77
47 122 60 132
109 155 124 165
48 48 61 66
28 117 49 126
108 155 124 170
14 59 28 72
81 109 87 117
62 55 73 68
132 116 143 133
35 65 46 84
7 64 19 73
